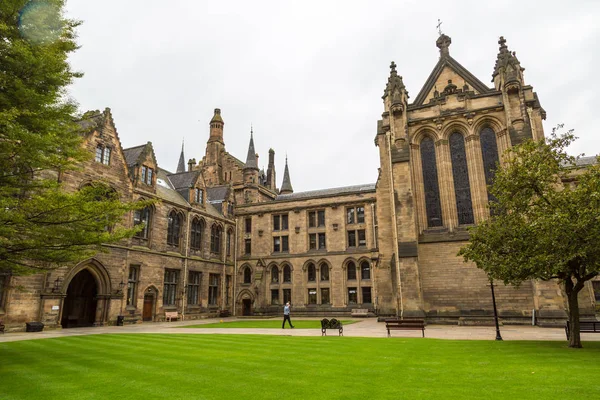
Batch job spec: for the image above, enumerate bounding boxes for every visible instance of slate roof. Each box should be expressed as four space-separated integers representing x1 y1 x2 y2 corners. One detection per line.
275 183 376 201
123 145 145 167
207 186 230 203
167 170 198 189
563 156 598 168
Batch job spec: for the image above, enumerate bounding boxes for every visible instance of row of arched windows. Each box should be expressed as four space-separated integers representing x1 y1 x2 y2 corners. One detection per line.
134 207 231 254
420 126 500 228
240 260 371 284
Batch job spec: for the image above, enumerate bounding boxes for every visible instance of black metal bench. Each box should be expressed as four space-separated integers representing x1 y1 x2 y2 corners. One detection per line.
321 318 343 336
565 320 600 339
385 319 425 337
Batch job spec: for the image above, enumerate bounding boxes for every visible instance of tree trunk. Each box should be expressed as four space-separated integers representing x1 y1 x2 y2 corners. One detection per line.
564 277 583 348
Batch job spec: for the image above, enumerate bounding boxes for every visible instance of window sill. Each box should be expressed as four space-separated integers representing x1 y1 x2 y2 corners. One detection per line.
163 306 177 310
125 306 137 311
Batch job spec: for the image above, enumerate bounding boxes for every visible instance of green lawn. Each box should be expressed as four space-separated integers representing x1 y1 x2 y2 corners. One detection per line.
1 335 599 399
182 319 356 329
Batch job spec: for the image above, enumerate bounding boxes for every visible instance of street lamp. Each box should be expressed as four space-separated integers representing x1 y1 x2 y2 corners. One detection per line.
489 277 503 341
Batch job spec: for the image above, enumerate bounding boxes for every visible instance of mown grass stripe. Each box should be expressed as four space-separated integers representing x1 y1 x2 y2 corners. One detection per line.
2 335 599 399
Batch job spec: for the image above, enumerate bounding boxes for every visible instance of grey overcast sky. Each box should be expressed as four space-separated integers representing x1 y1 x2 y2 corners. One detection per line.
64 0 600 193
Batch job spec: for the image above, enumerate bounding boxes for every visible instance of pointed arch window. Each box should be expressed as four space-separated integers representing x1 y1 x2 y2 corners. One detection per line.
347 262 357 280
480 127 500 205
450 132 474 225
320 263 329 281
243 266 252 284
420 136 443 227
307 263 316 282
271 266 279 283
167 211 182 246
210 225 222 254
361 261 371 280
190 218 204 250
133 207 152 239
283 265 292 283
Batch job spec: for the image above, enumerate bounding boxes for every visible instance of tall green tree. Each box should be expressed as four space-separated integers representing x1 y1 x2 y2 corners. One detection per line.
0 0 147 275
458 126 600 348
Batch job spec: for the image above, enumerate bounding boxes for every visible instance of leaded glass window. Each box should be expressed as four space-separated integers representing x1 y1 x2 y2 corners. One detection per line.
480 127 500 205
450 132 474 225
420 137 443 227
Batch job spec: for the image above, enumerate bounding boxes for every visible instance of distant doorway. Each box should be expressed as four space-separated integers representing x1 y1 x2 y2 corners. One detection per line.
242 299 252 316
143 289 156 322
61 269 97 328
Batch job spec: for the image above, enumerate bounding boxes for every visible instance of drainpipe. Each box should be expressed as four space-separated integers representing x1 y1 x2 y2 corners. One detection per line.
387 132 403 318
233 218 238 316
182 207 191 321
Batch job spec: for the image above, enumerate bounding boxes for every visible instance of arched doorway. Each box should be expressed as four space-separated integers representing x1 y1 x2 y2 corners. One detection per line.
237 290 254 316
142 286 158 322
61 269 98 328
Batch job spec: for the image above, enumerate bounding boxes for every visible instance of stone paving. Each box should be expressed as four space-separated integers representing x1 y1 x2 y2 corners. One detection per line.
1 317 599 343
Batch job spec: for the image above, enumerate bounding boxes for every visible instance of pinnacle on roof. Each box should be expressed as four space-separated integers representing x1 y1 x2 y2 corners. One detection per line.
436 33 452 58
280 156 293 195
244 130 258 170
382 61 407 100
492 36 524 80
176 140 186 173
210 108 224 124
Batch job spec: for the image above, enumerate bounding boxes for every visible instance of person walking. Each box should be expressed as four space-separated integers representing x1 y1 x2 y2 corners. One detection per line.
282 302 294 329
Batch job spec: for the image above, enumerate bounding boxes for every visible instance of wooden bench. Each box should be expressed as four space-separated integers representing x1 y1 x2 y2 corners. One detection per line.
565 320 600 339
385 319 425 337
165 311 179 322
351 308 369 317
0 320 5 334
321 318 343 336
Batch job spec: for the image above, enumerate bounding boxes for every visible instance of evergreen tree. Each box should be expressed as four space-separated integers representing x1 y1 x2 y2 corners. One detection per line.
0 0 148 275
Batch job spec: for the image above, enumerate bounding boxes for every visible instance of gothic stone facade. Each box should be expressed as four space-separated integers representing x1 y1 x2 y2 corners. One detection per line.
1 34 598 331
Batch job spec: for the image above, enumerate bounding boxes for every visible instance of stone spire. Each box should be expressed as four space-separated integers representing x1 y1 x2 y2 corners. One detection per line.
280 156 293 195
436 33 452 58
176 140 186 173
244 128 258 171
382 61 407 101
492 36 525 87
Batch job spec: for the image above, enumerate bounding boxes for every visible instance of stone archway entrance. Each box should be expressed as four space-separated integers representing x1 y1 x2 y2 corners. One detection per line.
61 269 98 328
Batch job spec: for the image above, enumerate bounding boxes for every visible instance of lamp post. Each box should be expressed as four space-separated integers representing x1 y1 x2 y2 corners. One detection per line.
489 277 503 341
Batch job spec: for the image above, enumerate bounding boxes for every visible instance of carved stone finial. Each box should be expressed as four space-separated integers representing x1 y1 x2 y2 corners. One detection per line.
436 34 452 58
498 36 507 51
390 61 397 74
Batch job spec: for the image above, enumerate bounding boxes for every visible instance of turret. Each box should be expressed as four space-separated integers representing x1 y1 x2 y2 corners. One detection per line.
204 108 226 185
208 108 224 144
492 37 533 144
279 156 293 195
382 61 409 144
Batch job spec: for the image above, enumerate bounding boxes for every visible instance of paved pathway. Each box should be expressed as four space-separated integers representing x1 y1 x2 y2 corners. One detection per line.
1 317 598 343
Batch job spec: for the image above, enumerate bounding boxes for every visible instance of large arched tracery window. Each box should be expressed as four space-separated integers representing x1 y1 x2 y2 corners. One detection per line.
480 127 500 205
420 136 443 227
450 132 474 225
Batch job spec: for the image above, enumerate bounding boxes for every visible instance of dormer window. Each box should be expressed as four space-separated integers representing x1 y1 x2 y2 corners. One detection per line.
193 188 203 204
95 145 111 165
141 165 153 185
